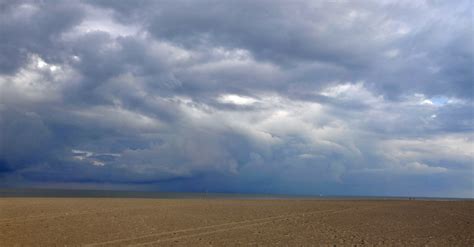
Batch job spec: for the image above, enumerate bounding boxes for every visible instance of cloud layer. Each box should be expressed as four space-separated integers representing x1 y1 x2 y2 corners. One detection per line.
0 0 472 197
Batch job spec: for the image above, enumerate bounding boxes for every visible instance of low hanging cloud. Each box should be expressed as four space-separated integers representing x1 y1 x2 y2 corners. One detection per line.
0 0 472 197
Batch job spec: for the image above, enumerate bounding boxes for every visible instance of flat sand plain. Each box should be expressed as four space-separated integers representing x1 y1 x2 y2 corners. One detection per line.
0 198 473 246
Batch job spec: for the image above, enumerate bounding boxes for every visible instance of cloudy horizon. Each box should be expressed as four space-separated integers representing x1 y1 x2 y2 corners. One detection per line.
0 0 472 198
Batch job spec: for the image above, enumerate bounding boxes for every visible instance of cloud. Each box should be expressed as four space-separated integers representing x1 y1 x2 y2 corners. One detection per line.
0 0 472 197
217 94 259 106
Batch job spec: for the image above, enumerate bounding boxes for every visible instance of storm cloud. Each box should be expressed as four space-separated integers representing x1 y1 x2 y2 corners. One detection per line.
0 0 472 197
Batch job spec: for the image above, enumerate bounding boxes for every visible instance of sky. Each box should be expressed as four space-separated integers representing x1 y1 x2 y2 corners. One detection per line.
0 0 472 198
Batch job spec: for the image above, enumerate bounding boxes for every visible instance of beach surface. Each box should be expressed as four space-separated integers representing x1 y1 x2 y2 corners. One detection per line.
1 198 473 246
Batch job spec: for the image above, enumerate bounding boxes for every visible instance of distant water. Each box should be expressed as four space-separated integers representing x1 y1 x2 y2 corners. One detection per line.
0 188 470 201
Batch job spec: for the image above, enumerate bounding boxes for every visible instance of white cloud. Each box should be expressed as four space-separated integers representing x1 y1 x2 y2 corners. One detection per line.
91 160 105 167
421 99 434 105
320 82 382 105
77 5 140 37
380 135 474 171
404 162 447 174
0 54 78 104
71 149 120 167
218 94 259 105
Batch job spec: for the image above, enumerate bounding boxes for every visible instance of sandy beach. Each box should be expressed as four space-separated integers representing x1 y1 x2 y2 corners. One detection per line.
0 198 472 246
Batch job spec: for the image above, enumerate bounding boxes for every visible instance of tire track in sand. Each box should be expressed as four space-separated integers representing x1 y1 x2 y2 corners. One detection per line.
86 207 363 247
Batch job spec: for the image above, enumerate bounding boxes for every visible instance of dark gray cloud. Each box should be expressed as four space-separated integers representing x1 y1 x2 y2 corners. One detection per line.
90 0 473 99
0 0 472 197
0 1 85 73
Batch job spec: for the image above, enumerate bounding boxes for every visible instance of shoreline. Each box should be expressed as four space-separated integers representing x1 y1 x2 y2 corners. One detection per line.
1 188 471 201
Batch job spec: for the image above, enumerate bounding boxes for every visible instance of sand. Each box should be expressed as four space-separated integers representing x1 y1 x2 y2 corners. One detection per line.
0 198 473 246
